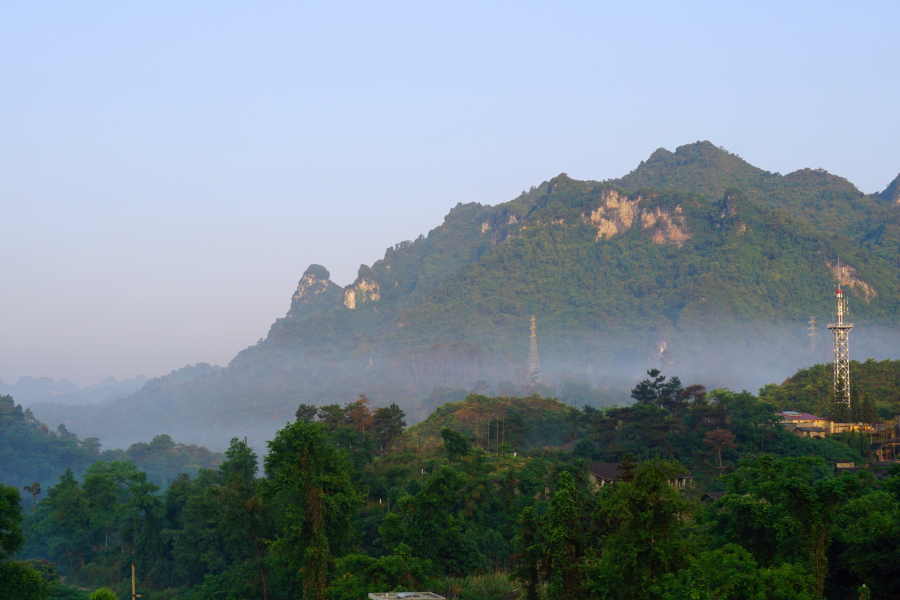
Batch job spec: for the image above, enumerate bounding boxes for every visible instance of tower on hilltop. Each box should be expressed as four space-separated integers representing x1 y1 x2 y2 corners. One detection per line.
527 315 542 384
827 263 853 406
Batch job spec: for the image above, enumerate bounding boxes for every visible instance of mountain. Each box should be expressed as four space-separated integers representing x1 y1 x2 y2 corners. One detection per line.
28 143 900 451
0 375 149 406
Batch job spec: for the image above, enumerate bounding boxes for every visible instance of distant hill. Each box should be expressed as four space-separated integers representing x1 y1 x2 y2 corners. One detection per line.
0 374 148 406
406 393 577 450
29 143 900 451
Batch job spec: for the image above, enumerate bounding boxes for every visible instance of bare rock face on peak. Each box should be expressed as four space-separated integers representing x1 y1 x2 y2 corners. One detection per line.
285 264 343 320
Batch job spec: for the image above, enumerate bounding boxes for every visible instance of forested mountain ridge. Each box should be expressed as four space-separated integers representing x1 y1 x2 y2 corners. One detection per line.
28 143 900 451
612 141 900 260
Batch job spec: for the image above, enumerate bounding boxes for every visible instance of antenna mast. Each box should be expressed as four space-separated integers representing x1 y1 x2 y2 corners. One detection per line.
827 259 853 406
527 315 542 384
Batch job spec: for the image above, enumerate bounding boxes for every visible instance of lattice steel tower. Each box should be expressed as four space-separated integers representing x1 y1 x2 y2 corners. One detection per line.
807 316 818 354
527 315 542 384
827 269 852 406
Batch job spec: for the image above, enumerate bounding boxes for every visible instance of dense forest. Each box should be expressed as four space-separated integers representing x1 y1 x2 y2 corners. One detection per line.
29 143 900 451
3 362 900 599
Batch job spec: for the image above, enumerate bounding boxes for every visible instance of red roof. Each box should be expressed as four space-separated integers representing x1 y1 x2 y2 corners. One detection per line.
777 411 825 421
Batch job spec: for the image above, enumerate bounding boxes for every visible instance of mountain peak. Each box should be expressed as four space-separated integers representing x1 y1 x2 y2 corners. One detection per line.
880 173 900 206
286 264 343 319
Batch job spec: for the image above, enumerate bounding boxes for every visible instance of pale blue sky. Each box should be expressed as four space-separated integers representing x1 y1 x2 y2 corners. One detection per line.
2 2 898 385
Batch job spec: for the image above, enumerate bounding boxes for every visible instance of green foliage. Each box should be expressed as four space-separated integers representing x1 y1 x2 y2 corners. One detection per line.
0 394 100 491
587 460 695 600
413 394 574 450
380 465 485 574
88 588 117 600
835 491 900 595
0 483 25 559
99 433 224 488
0 560 48 600
440 428 471 461
329 543 433 600
543 471 585 600
712 455 866 596
653 544 816 600
15 374 900 600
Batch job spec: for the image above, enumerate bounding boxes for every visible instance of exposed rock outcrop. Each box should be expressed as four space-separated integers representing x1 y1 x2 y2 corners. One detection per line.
286 264 343 319
828 261 876 302
584 189 690 246
641 205 691 247
586 189 641 239
344 279 381 309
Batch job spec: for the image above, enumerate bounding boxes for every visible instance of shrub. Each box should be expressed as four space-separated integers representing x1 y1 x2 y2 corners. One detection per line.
89 588 118 600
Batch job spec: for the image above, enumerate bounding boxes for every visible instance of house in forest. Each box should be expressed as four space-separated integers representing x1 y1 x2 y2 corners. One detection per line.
777 411 830 438
368 593 445 599
587 462 693 490
834 460 896 479
701 491 726 504
777 410 866 438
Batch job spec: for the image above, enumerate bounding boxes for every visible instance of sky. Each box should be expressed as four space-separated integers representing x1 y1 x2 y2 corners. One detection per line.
2 2 898 386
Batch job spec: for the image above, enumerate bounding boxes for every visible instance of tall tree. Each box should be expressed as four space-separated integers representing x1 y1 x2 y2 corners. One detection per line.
587 460 693 600
262 420 362 600
441 428 471 462
543 471 586 600
703 428 737 469
21 483 40 517
713 455 865 596
372 404 406 453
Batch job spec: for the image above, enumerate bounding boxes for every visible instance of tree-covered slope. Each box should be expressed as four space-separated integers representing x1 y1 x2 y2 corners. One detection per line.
613 141 900 260
401 178 899 360
760 358 900 418
407 393 577 449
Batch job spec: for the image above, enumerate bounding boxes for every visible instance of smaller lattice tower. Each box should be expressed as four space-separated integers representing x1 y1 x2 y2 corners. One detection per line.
527 315 542 384
827 261 853 406
807 316 818 354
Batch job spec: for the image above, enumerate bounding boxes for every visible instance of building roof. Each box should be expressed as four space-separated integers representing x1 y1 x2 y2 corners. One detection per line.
873 438 900 446
368 594 445 600
702 491 726 502
777 411 825 421
588 462 692 481
588 462 622 481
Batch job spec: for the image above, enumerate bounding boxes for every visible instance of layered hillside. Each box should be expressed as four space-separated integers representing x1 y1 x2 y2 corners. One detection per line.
30 143 900 451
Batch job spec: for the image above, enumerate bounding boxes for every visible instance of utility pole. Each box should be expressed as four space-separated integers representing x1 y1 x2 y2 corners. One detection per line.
132 562 142 600
827 260 853 407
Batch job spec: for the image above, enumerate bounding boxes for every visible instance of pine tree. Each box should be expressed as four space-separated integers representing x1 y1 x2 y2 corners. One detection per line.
863 394 878 424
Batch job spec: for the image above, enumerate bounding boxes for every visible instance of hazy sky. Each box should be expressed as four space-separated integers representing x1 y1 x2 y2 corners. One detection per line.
2 2 898 386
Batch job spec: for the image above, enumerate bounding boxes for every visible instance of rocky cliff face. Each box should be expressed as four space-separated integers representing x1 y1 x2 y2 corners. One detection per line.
285 264 343 319
828 261 876 302
343 278 380 309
